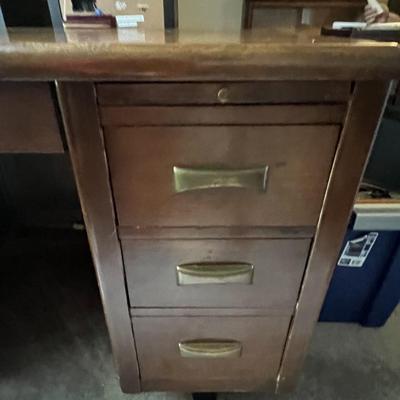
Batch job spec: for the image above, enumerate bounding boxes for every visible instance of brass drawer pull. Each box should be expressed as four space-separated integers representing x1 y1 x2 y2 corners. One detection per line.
176 262 254 285
179 340 242 358
173 166 269 193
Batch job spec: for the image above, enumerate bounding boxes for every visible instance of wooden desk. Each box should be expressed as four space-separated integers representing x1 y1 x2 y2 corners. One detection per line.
0 27 399 394
0 82 63 153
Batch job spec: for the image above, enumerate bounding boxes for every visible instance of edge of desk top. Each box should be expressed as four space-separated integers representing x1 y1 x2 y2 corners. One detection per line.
0 28 399 81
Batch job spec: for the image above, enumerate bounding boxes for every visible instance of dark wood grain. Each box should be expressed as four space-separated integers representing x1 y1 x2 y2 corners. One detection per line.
97 82 351 105
276 81 391 393
118 225 315 239
0 28 400 80
132 315 291 392
100 104 346 126
56 82 140 393
0 82 63 153
0 21 395 395
122 238 310 310
105 125 339 228
131 308 292 317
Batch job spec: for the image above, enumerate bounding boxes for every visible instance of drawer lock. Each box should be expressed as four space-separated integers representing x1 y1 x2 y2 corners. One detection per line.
217 87 230 103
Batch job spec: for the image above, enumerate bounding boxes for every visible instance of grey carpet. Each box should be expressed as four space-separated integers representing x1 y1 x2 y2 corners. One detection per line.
0 229 399 400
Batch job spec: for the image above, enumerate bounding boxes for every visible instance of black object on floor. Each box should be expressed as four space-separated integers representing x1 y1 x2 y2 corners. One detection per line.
192 393 217 400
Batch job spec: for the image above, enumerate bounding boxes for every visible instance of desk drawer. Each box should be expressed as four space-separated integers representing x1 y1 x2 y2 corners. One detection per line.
97 81 351 105
105 125 339 228
0 83 64 153
122 239 310 310
132 315 290 392
100 104 346 126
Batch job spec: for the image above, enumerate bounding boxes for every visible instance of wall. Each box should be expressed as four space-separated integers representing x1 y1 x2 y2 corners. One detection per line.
178 0 243 32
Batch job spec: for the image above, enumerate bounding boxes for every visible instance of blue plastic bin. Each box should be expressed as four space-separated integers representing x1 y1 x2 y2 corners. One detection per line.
319 216 400 326
320 105 400 327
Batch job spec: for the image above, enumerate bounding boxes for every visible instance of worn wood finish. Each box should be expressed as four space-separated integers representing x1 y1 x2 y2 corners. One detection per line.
97 82 351 105
0 23 396 396
23 79 388 395
105 125 339 228
122 239 310 310
1 29 400 81
56 82 140 393
100 104 346 126
276 81 390 393
2 30 400 82
131 308 293 317
118 225 315 239
0 82 64 153
132 316 291 392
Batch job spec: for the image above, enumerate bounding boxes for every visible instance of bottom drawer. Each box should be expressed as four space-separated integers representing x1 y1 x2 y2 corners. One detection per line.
132 315 291 392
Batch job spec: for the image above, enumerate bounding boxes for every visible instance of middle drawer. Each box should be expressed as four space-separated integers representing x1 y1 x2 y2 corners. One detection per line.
122 238 310 311
105 125 339 228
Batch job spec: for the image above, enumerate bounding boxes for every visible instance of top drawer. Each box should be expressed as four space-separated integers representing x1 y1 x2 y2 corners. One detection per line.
105 125 339 229
96 81 351 106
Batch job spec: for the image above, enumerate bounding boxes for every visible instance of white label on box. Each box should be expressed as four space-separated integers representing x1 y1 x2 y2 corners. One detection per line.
338 232 379 268
116 14 144 28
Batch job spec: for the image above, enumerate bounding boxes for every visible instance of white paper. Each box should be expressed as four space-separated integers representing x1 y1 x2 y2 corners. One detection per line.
332 21 367 29
365 22 400 30
116 14 144 28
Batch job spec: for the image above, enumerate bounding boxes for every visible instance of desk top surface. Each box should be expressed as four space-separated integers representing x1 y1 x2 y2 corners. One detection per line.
0 27 399 80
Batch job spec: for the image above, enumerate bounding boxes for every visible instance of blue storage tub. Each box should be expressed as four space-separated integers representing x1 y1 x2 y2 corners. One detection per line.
319 218 400 326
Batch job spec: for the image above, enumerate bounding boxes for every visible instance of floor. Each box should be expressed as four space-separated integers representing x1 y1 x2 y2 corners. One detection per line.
0 229 399 400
